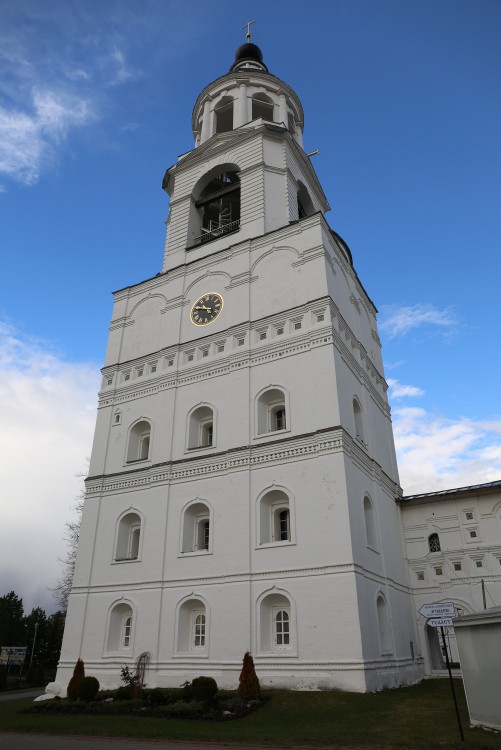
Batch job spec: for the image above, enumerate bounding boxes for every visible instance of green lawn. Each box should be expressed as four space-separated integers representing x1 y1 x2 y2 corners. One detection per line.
1 680 499 749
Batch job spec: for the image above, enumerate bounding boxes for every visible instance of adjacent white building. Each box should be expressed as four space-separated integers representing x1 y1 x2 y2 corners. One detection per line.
55 41 500 694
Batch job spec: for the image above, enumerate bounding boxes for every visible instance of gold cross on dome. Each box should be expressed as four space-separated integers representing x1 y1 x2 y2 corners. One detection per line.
243 20 255 42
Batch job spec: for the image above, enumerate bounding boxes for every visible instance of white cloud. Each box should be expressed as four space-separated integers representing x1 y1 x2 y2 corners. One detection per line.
387 378 424 399
0 323 99 613
0 89 94 185
379 303 456 338
393 406 501 495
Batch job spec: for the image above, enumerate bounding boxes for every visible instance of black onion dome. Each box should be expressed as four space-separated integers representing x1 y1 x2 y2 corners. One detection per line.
230 42 269 73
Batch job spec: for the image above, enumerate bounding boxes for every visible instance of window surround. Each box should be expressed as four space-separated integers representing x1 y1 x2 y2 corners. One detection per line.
363 494 379 552
113 510 143 563
104 600 135 655
257 486 295 547
174 595 210 657
186 404 216 452
125 419 152 463
180 499 213 555
428 532 441 553
256 589 297 656
255 386 290 439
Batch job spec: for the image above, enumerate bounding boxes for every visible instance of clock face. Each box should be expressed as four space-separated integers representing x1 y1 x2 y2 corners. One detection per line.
190 293 224 326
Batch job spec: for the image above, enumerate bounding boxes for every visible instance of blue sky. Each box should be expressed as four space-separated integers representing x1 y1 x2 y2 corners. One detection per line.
1 0 500 613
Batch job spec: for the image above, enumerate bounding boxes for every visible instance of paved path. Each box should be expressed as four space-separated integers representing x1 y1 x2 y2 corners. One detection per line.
0 689 45 702
0 736 339 750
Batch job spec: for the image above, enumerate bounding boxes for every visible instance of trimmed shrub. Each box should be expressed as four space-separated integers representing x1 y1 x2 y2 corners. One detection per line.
143 687 167 706
67 658 85 701
116 685 133 700
78 675 100 702
191 676 218 703
238 651 260 700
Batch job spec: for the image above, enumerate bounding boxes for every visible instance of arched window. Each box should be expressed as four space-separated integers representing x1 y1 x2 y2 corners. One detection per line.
428 533 441 553
187 405 215 450
191 170 241 246
376 594 392 654
126 419 151 462
258 592 294 652
259 489 292 545
176 597 208 652
256 387 288 435
115 512 142 561
214 96 234 134
252 93 274 122
352 397 366 444
297 181 314 219
107 602 134 652
363 495 378 550
181 501 211 553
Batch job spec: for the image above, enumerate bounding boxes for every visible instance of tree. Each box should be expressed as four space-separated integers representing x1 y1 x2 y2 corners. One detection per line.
0 591 25 648
238 651 260 700
52 473 86 611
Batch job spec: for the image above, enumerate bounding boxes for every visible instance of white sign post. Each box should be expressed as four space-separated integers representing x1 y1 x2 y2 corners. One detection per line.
418 602 464 742
428 617 454 628
418 602 455 618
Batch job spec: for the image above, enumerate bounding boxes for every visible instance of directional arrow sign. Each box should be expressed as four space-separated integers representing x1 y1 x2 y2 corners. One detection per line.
428 617 454 628
418 602 455 618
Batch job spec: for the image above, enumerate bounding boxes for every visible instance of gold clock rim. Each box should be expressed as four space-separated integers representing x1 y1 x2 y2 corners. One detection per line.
190 292 224 326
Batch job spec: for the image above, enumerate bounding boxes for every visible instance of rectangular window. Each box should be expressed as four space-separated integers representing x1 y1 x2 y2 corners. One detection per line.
123 372 130 382
186 352 194 362
316 313 325 322
469 530 477 538
475 560 483 568
294 321 302 330
136 368 143 377
167 358 174 367
273 608 290 646
150 362 157 373
435 567 443 576
453 562 462 571
416 571 424 581
465 511 474 520
107 377 113 385
217 343 225 353
201 348 209 357
276 326 284 335
237 337 245 346
192 611 206 648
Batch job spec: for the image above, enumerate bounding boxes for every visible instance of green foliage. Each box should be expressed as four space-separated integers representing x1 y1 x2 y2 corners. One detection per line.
67 658 85 700
0 591 25 648
237 651 260 701
191 676 218 703
116 685 133 700
77 676 100 702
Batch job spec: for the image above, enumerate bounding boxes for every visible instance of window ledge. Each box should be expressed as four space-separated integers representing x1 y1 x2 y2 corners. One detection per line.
257 541 296 549
125 458 150 465
186 445 216 453
256 649 297 658
112 558 141 564
172 652 209 659
178 550 212 558
366 545 380 554
254 428 291 440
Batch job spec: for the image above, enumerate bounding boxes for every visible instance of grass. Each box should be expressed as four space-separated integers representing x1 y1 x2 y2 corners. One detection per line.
1 679 500 749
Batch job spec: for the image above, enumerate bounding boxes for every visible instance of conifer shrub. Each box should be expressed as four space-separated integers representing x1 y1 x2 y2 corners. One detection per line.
238 651 260 700
191 675 218 703
77 675 100 702
67 658 85 701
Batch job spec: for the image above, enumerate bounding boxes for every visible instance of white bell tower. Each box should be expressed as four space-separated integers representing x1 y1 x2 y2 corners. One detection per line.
57 38 423 693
